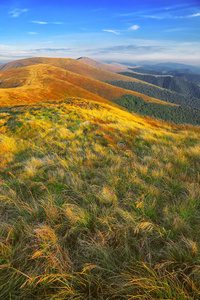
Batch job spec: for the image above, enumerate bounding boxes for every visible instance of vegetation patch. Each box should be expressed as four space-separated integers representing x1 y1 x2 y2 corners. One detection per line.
107 80 200 109
112 94 200 126
0 98 200 299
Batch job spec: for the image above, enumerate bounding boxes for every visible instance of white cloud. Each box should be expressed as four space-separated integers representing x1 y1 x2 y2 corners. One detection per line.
31 21 64 25
130 25 139 31
29 32 38 35
189 13 200 17
9 8 28 18
31 21 48 24
102 29 119 35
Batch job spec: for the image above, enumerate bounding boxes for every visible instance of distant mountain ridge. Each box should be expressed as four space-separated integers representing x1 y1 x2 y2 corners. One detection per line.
147 62 200 73
74 57 200 99
119 71 200 100
73 57 200 109
128 63 200 84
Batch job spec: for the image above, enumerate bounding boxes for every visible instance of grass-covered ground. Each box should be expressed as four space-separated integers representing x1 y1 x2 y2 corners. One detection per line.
0 98 200 299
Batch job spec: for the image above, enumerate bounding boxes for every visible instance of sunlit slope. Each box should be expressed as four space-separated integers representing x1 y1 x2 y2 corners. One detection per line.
76 56 129 73
0 57 168 85
0 64 109 107
0 97 200 299
0 63 173 107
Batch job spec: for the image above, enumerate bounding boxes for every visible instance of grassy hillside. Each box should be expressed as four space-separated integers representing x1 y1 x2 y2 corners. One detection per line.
0 62 172 108
0 57 142 83
0 64 109 107
0 98 200 299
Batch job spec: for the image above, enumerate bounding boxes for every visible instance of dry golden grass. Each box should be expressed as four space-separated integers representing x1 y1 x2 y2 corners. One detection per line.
0 97 200 299
0 57 149 83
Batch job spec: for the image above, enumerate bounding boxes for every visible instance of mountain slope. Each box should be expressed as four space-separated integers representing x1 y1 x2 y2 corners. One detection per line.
76 56 128 72
72 57 200 106
0 64 109 107
0 57 140 82
0 98 200 299
0 62 173 108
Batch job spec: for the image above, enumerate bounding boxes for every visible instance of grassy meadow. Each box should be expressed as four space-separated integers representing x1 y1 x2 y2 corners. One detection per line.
0 97 200 299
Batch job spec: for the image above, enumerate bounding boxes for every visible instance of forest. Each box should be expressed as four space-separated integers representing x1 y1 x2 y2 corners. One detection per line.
112 94 200 126
107 80 200 109
118 72 200 99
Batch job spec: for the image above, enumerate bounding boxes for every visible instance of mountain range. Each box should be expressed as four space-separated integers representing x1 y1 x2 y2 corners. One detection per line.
0 57 200 125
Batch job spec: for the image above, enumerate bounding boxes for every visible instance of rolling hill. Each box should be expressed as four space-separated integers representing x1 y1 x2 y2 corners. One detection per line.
0 57 139 82
0 58 173 108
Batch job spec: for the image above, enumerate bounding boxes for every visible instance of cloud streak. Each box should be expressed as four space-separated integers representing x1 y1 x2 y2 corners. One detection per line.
141 15 164 19
31 21 65 25
9 8 28 18
32 47 74 52
52 22 65 24
92 44 165 55
102 29 119 35
141 11 200 20
31 21 48 24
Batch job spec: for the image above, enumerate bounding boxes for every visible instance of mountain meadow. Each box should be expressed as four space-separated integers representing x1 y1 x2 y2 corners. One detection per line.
0 57 200 299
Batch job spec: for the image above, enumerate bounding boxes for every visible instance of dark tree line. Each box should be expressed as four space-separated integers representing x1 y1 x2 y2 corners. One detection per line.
118 71 200 99
112 94 200 126
107 80 200 110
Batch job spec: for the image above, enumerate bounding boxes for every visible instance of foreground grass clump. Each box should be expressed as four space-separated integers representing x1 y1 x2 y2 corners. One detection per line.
0 97 200 299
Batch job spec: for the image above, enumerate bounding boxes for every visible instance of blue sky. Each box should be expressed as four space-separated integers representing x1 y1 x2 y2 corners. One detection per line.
0 0 200 65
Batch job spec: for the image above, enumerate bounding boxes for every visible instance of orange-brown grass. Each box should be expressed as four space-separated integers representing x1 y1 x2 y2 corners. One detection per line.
0 63 173 108
0 57 176 105
0 57 146 82
0 98 200 299
77 56 130 73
